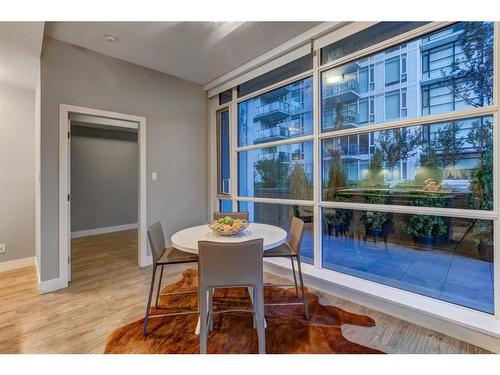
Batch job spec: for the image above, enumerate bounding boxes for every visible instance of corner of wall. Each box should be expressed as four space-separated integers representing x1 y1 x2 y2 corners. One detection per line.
35 58 42 278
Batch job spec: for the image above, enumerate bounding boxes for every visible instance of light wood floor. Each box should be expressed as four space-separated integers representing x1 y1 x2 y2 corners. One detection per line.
0 229 490 353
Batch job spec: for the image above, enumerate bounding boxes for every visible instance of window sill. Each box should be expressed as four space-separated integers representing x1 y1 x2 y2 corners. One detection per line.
264 257 500 352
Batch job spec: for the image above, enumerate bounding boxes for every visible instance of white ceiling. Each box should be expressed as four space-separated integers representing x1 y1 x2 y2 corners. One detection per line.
44 21 320 85
0 22 44 90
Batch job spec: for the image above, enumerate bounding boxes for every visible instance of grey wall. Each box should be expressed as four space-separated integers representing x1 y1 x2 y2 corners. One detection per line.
41 37 207 281
70 125 138 232
0 82 36 263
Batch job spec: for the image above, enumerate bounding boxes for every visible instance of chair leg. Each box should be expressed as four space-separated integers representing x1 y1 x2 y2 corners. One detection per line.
255 286 266 354
290 257 299 297
208 288 214 331
199 288 209 354
143 263 157 336
296 257 309 320
252 287 258 329
155 265 164 308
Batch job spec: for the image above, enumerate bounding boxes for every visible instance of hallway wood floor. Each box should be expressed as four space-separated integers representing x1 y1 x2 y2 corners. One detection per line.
0 229 490 353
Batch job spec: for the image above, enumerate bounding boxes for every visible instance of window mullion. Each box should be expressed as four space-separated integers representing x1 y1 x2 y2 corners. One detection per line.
313 49 322 269
318 106 497 139
320 200 497 221
235 134 315 153
230 87 238 211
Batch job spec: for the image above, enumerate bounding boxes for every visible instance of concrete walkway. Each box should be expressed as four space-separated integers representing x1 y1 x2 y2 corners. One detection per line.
299 233 493 313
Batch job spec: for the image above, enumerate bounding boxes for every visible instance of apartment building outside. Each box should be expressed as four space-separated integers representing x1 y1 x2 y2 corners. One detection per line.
321 22 489 190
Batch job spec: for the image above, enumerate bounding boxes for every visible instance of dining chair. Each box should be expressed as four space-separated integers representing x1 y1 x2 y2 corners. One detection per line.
213 211 249 220
143 222 199 336
197 239 266 354
263 216 309 319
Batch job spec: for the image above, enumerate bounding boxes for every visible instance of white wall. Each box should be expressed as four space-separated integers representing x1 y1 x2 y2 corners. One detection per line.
70 125 138 232
0 81 36 263
40 37 207 282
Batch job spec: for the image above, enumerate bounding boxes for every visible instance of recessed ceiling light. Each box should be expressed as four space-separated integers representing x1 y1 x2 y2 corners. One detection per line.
104 34 118 43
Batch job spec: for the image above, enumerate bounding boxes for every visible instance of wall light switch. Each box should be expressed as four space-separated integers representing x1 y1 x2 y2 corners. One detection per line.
152 172 158 181
0 244 5 254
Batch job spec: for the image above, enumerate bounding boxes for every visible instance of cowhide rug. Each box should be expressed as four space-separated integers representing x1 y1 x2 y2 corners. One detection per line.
105 269 383 354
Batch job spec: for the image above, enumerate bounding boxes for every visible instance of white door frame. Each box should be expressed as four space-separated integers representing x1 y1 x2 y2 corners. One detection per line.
59 104 150 287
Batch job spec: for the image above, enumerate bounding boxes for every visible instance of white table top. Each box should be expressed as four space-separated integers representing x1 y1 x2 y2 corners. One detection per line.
171 223 288 254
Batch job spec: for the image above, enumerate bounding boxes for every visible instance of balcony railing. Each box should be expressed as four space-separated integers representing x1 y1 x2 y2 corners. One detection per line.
254 119 303 143
323 110 359 129
254 101 297 121
257 151 290 162
322 79 360 99
255 125 289 142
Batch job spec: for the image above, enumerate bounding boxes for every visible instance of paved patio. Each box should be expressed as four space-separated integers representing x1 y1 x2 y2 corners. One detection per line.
298 233 493 313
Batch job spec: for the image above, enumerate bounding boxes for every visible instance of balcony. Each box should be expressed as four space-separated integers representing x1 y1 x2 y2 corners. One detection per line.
254 101 297 122
323 110 359 130
322 79 360 104
257 151 290 162
255 125 289 144
254 119 303 144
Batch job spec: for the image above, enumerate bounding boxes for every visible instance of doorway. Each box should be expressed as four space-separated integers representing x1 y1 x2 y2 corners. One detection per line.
59 105 149 287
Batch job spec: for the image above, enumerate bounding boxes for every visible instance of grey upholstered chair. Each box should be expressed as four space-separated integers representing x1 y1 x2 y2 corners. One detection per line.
213 211 249 220
197 239 266 354
263 216 309 319
143 222 198 336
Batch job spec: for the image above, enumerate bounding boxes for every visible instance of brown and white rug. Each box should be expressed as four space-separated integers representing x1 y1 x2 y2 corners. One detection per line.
105 269 383 354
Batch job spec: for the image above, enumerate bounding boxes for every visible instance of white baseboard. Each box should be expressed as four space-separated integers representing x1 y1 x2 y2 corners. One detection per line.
264 260 500 353
140 254 153 268
38 277 67 294
0 256 35 273
71 223 138 239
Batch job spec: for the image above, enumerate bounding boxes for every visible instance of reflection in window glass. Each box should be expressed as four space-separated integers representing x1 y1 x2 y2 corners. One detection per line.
238 141 313 200
385 57 400 85
238 54 313 98
385 91 400 120
219 199 232 213
238 77 313 147
321 116 493 210
322 208 494 313
239 201 313 265
219 89 232 105
321 22 494 132
321 22 428 65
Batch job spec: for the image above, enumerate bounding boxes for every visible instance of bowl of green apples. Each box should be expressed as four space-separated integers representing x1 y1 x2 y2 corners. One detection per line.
208 216 249 236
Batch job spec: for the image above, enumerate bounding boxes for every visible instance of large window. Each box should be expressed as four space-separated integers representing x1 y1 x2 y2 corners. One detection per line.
321 116 493 210
321 22 494 132
213 22 497 317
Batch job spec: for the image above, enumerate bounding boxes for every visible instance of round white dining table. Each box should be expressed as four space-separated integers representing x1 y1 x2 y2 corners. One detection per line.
171 223 288 254
171 222 287 335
